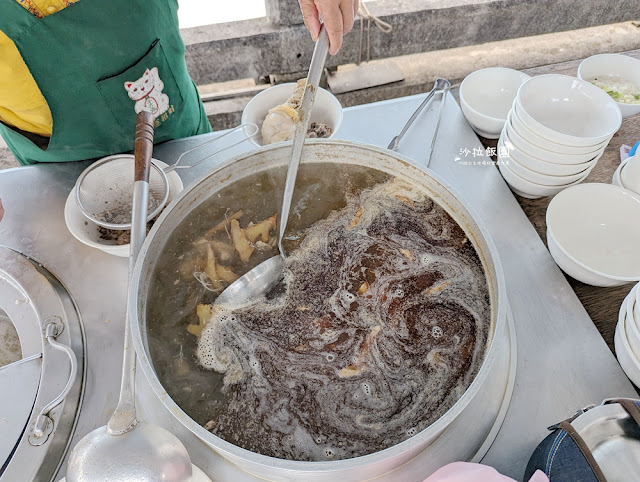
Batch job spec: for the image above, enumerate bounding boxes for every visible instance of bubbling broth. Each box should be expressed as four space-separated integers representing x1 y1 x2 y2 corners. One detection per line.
146 162 490 462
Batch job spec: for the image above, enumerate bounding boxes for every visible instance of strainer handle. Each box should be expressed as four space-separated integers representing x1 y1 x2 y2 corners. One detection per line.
165 123 259 173
134 111 155 183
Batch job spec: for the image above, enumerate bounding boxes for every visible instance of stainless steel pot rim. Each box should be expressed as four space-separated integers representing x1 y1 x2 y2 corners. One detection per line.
129 139 508 471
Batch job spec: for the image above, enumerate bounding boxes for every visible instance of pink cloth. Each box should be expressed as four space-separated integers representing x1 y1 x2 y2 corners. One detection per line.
423 462 549 482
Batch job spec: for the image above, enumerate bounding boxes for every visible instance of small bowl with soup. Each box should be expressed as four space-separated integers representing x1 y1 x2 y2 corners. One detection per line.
578 54 640 118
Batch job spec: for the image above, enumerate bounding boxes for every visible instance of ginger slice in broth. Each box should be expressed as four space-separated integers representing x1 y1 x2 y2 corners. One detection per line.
337 326 382 378
358 281 370 294
230 220 255 262
187 303 214 337
245 214 277 243
204 209 244 237
395 195 414 206
216 263 240 284
204 245 239 289
399 248 415 261
348 206 363 230
230 214 277 260
204 245 223 290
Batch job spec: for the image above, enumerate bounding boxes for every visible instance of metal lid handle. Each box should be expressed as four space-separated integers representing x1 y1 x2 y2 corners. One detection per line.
29 319 78 445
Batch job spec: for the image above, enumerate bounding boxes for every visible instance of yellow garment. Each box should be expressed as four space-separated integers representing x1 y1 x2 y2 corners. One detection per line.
0 0 80 137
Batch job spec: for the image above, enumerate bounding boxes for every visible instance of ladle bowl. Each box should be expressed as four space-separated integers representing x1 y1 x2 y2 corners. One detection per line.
214 255 283 307
66 422 192 481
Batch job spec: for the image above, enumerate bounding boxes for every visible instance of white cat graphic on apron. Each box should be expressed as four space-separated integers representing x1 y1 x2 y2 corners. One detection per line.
124 67 169 118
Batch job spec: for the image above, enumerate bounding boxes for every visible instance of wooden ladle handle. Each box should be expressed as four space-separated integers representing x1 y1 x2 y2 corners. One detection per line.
134 111 155 182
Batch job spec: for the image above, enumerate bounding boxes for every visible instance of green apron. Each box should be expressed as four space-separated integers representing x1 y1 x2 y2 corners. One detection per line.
0 0 211 166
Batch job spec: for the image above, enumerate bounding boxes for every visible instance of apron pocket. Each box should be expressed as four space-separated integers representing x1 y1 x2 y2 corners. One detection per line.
97 38 184 140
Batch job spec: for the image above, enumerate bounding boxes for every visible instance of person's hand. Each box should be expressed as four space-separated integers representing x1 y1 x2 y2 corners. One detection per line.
298 0 359 55
0 199 4 222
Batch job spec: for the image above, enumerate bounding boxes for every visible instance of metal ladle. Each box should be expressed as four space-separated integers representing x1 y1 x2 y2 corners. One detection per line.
214 26 330 307
66 112 193 481
215 74 450 308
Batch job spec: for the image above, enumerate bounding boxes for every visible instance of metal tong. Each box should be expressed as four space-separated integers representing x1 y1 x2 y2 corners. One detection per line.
387 78 451 167
163 123 259 174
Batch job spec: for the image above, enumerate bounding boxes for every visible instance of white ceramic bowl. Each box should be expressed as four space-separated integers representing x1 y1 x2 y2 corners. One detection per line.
501 140 593 186
498 151 587 199
511 102 610 155
65 159 183 257
459 67 531 139
635 282 640 325
578 53 640 118
241 83 343 147
516 74 622 147
615 301 640 387
627 283 640 335
633 283 640 329
620 153 640 195
612 156 629 189
546 183 640 286
611 155 640 195
499 135 596 176
625 291 640 359
504 118 605 165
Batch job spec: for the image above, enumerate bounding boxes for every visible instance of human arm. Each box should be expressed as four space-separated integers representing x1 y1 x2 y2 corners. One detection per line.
298 0 359 55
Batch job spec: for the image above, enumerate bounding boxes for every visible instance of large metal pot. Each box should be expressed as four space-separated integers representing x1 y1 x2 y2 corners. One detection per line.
130 140 511 480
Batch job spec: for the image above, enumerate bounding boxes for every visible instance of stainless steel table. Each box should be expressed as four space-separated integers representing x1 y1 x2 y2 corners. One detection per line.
0 92 636 481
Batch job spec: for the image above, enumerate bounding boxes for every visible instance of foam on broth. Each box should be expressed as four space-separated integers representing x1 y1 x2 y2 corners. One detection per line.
146 163 490 462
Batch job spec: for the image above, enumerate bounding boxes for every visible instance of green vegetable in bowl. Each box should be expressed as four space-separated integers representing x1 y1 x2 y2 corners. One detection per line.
591 76 640 105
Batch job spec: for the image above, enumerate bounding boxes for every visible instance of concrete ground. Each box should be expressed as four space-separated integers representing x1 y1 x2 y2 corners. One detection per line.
0 145 15 171
1 20 639 169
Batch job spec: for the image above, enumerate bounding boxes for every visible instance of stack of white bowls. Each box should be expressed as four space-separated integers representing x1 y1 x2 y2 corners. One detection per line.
498 74 622 199
615 282 640 387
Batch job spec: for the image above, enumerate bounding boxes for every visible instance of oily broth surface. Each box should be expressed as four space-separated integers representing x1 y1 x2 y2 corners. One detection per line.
146 163 386 436
146 162 490 462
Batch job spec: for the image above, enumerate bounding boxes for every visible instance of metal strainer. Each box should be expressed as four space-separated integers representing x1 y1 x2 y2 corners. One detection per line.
76 155 169 230
75 122 258 230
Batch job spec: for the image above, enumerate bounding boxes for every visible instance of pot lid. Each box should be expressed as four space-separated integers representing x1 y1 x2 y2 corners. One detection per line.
0 247 85 482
